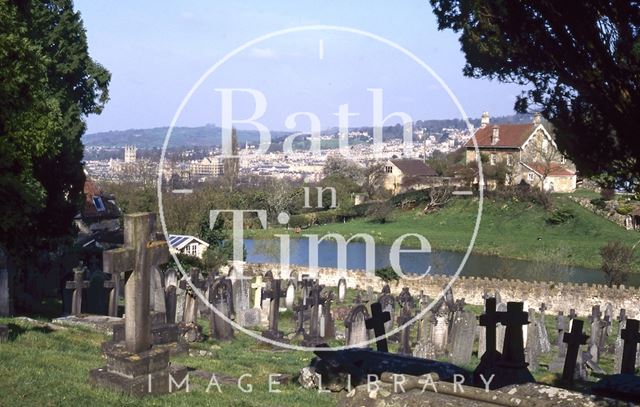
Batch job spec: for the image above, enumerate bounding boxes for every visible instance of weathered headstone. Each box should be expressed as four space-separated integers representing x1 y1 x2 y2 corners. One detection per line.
450 311 477 366
86 270 109 315
179 269 206 325
413 310 435 359
549 311 568 373
614 310 627 373
285 279 296 311
231 273 251 327
378 286 396 337
526 308 542 371
337 277 346 303
209 278 234 341
537 304 551 353
302 282 326 346
397 287 414 309
320 291 336 341
397 303 413 355
103 270 123 317
346 303 370 348
65 262 89 316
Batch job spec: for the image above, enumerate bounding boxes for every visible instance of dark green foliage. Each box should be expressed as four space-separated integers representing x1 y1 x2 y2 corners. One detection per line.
199 217 235 271
0 1 109 276
429 0 640 185
546 208 575 225
616 204 635 216
375 266 400 282
365 202 394 224
590 198 607 210
600 241 636 286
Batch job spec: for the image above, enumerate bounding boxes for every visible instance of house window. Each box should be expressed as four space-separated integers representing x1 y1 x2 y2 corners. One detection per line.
186 243 197 256
92 196 105 212
385 166 393 173
506 155 512 166
527 172 534 182
490 154 496 166
560 155 566 164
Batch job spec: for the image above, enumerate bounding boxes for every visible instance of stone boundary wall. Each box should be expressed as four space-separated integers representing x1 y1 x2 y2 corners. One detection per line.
570 196 633 230
246 263 640 319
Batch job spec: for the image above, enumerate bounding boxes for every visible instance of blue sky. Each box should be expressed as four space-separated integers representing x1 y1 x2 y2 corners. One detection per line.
75 0 527 134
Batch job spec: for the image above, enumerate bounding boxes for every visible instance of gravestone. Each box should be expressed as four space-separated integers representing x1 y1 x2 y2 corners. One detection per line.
525 308 542 371
345 303 370 348
474 297 502 386
450 311 477 365
549 311 568 373
562 319 589 384
302 282 326 346
149 267 166 321
65 262 89 316
86 270 109 315
285 279 296 311
164 268 178 289
260 271 274 325
179 269 207 325
165 285 177 324
366 286 374 304
378 286 396 337
588 311 604 363
337 277 346 303
604 302 614 337
413 310 435 359
230 272 251 327
251 275 265 309
614 310 627 373
103 270 123 317
293 297 308 337
537 304 551 353
261 278 287 342
620 318 640 374
320 290 335 340
209 278 234 341
397 303 413 355
90 213 187 396
490 302 535 389
397 287 414 309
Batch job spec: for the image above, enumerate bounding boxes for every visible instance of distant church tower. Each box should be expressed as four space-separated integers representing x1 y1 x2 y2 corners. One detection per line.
124 145 137 163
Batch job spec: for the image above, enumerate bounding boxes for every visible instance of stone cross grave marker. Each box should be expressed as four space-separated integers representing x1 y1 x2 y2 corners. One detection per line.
300 276 314 306
491 302 535 388
65 262 89 316
293 297 308 336
261 278 287 342
562 319 589 384
178 269 207 325
102 213 170 352
345 303 370 348
302 281 325 346
397 303 413 356
365 301 390 352
209 277 234 341
549 311 568 373
474 297 501 384
337 277 346 303
614 309 627 373
620 318 640 374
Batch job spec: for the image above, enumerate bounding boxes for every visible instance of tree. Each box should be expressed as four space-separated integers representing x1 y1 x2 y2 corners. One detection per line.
199 216 235 272
429 1 640 186
600 240 635 286
0 0 110 306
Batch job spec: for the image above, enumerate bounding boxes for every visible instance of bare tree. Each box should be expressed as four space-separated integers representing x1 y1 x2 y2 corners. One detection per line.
423 186 452 213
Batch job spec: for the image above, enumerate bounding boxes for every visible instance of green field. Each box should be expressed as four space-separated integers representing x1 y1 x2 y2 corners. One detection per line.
250 193 640 270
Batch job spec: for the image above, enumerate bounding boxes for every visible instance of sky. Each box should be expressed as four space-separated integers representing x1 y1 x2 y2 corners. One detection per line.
75 0 527 134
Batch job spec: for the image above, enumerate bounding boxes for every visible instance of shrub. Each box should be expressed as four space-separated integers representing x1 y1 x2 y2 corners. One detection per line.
600 241 635 287
546 208 575 225
590 198 607 210
366 202 394 224
375 266 400 282
616 204 635 216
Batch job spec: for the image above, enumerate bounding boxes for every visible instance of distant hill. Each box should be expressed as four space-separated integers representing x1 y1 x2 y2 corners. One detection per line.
82 125 291 148
83 114 532 148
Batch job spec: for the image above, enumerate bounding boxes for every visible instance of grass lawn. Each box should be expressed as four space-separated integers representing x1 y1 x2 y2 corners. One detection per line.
0 293 621 406
249 192 640 270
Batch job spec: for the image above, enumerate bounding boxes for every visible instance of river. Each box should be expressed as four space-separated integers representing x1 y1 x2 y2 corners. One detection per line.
244 238 640 286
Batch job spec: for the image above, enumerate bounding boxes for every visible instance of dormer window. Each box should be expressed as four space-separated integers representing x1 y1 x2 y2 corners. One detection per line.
560 155 566 164
92 196 105 212
385 166 393 173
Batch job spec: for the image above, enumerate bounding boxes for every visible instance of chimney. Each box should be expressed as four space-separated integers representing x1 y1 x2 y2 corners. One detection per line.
481 112 490 128
533 112 542 125
491 125 499 145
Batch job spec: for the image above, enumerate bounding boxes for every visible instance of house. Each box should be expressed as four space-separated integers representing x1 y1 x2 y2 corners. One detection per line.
168 234 210 259
464 112 576 192
383 159 439 194
190 156 223 177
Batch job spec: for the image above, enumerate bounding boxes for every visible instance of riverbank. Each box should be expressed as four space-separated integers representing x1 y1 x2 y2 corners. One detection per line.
248 195 640 270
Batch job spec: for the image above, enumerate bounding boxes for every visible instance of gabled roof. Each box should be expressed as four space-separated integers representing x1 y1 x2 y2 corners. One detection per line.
465 123 536 148
389 159 437 177
168 234 210 250
521 162 575 177
81 174 120 220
